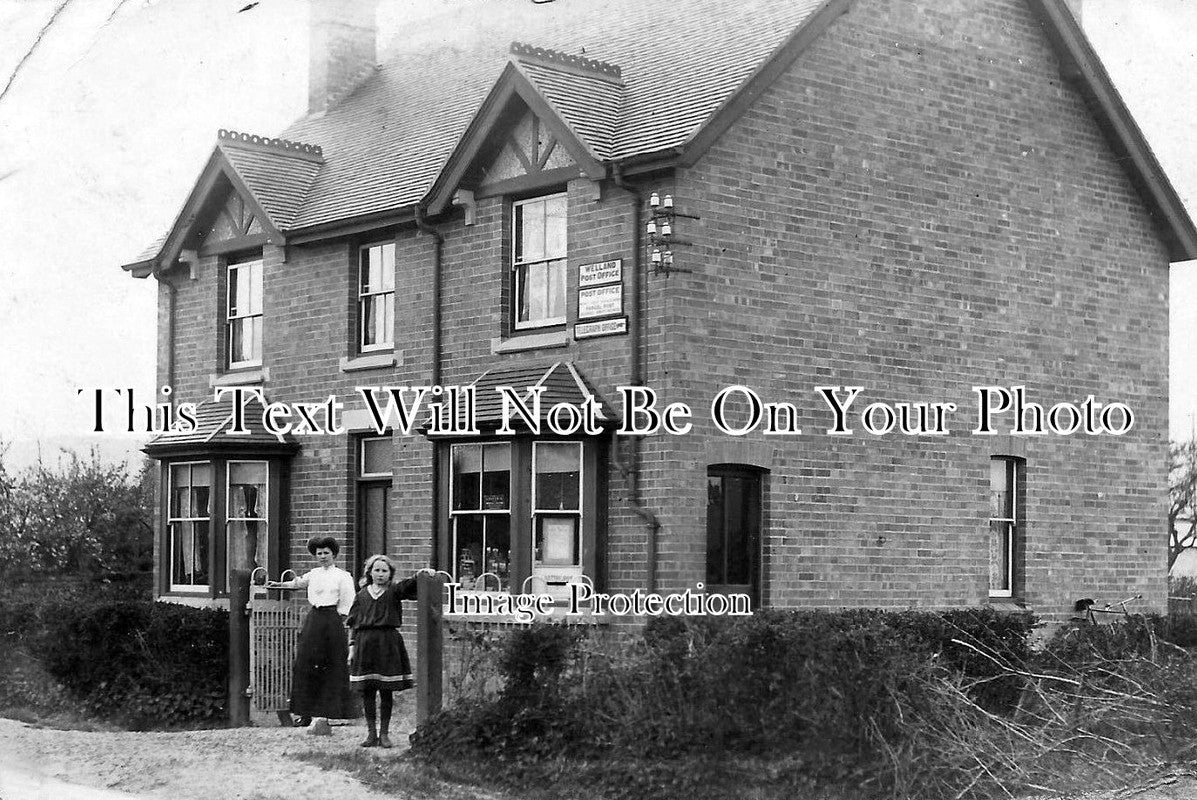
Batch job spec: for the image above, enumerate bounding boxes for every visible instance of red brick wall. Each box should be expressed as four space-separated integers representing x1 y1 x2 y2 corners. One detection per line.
150 0 1170 621
662 0 1169 617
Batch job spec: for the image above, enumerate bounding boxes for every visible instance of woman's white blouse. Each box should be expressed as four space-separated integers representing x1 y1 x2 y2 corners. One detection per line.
294 566 356 614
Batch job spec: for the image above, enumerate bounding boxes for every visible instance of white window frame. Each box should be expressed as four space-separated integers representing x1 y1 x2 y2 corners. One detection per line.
449 443 512 593
227 258 263 369
168 461 212 593
531 441 583 595
226 460 269 587
512 193 567 330
358 242 396 352
359 435 394 478
988 458 1020 599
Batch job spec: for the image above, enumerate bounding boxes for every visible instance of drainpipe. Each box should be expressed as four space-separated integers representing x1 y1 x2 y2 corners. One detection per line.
415 204 444 569
610 163 661 592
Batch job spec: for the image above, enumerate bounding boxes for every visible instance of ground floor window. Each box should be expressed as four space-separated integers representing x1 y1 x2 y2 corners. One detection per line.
706 465 763 608
443 437 600 601
356 435 393 579
988 457 1024 599
162 456 286 597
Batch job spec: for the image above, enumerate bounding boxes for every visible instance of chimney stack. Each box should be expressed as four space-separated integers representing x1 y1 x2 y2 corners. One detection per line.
308 0 378 116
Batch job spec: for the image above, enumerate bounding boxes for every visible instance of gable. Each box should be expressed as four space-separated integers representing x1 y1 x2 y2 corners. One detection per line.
202 188 267 247
481 108 578 188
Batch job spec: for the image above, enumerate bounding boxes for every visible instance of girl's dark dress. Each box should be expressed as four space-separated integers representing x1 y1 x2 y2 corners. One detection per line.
347 578 417 691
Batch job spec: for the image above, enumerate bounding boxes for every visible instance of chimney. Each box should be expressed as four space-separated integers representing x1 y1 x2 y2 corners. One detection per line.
308 0 378 116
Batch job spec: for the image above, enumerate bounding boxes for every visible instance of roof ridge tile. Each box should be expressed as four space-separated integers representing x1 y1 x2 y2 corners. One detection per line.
218 129 325 163
510 42 623 84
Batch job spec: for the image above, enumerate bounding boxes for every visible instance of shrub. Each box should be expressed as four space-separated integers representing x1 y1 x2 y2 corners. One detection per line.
411 607 1039 794
0 589 228 728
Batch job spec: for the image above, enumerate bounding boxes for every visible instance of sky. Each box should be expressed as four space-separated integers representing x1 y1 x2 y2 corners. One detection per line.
0 0 1194 466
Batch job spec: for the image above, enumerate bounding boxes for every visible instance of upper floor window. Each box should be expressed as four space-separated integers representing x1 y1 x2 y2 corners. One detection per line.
359 243 395 352
227 258 263 368
988 457 1023 599
512 193 567 330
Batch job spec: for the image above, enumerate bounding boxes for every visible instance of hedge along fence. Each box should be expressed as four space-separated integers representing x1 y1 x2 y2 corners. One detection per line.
411 608 1038 791
0 585 228 728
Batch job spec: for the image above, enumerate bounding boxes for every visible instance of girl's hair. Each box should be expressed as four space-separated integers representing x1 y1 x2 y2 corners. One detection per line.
359 554 396 587
307 535 339 556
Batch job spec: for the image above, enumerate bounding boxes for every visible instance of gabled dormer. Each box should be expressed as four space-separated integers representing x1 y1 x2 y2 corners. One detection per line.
123 130 323 277
426 44 623 216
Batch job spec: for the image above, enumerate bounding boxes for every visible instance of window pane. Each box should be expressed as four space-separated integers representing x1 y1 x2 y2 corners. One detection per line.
245 262 262 314
362 483 388 557
173 520 209 586
544 194 566 257
362 438 393 476
546 259 566 319
518 201 546 262
229 480 264 518
452 445 481 510
382 293 394 344
247 316 261 361
526 262 549 321
228 268 240 316
535 516 578 567
228 519 267 572
482 516 511 592
726 477 751 585
381 244 395 291
454 516 484 584
482 444 511 510
989 520 1011 592
535 443 580 510
990 459 1013 519
706 477 725 583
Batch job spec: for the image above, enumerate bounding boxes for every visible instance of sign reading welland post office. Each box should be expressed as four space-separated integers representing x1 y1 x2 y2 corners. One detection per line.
578 259 622 288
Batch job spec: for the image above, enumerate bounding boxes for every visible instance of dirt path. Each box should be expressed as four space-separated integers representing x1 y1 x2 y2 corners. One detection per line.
0 716 413 800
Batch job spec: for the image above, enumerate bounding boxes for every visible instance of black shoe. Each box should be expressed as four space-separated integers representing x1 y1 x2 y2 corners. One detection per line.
293 716 311 728
361 734 379 747
378 734 393 749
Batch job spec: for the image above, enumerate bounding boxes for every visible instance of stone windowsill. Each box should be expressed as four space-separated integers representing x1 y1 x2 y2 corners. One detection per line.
491 330 569 354
210 367 269 388
340 351 399 372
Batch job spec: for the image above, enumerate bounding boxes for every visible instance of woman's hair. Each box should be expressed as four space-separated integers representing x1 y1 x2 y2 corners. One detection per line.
359 554 395 587
307 535 339 557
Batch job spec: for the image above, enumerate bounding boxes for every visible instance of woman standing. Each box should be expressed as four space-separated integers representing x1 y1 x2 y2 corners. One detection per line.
268 536 357 733
346 554 417 748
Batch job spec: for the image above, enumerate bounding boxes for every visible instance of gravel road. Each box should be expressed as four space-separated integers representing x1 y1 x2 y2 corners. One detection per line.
0 716 414 800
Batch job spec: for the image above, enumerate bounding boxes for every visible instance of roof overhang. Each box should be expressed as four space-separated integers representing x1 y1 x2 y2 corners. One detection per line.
122 148 286 277
425 62 607 216
1025 0 1196 261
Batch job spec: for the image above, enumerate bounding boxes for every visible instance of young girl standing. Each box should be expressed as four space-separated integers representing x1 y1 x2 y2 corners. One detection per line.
346 554 418 748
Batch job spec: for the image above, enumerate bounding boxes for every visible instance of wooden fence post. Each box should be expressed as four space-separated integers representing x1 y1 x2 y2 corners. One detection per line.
228 568 251 727
416 572 444 723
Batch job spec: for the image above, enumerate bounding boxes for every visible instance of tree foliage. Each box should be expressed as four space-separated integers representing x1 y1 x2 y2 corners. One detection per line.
1170 439 1197 572
0 444 153 580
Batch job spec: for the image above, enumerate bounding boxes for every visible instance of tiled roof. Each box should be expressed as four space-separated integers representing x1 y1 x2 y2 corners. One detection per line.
514 52 624 161
461 362 613 432
144 393 298 454
218 134 323 231
279 0 826 231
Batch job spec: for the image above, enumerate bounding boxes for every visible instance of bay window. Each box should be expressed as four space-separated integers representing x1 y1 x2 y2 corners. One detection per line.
444 438 599 602
169 463 212 591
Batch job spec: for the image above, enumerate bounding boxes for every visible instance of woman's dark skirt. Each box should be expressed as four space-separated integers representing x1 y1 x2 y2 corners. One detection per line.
290 606 357 719
350 627 414 692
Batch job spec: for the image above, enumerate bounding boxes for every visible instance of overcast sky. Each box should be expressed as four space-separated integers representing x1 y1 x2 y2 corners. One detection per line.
0 0 1194 456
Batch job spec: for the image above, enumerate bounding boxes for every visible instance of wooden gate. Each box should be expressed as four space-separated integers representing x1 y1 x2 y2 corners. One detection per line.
248 570 305 714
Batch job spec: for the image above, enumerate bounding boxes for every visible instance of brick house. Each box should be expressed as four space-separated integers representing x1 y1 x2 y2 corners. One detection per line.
123 0 1197 621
